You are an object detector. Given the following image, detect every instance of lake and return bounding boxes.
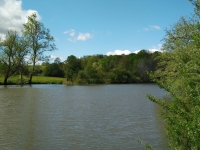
[0,84,168,149]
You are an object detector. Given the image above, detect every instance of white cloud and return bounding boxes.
[64,29,93,42]
[70,31,75,37]
[133,44,163,54]
[64,29,75,37]
[148,44,163,53]
[50,55,64,61]
[77,32,92,41]
[107,45,163,56]
[0,0,40,39]
[50,55,58,60]
[143,25,161,31]
[150,25,161,30]
[133,50,141,54]
[146,49,161,53]
[106,50,131,56]
[144,28,149,31]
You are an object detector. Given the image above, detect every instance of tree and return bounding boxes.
[64,55,81,82]
[0,31,18,84]
[0,31,29,85]
[147,14,200,149]
[15,35,30,84]
[43,58,64,77]
[137,58,157,82]
[117,55,130,70]
[23,13,56,84]
[82,55,100,83]
[54,57,61,64]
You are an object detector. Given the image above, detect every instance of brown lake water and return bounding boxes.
[0,84,168,149]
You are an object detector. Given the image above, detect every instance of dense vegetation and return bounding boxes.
[148,0,200,149]
[41,50,160,84]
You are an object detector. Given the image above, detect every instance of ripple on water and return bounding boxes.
[0,84,168,149]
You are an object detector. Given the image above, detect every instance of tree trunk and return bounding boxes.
[29,73,33,84]
[3,76,8,85]
[19,70,23,85]
[29,55,36,84]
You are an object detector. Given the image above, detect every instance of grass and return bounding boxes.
[0,76,66,85]
[32,76,66,84]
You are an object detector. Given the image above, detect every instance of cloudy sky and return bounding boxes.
[0,0,195,60]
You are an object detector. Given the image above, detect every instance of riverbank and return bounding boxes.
[0,76,155,85]
[0,76,66,85]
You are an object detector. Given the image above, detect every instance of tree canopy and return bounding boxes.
[60,51,160,84]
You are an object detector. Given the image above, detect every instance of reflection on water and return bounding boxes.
[0,84,168,149]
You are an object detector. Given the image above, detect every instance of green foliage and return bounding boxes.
[147,14,200,149]
[0,31,29,85]
[43,60,64,77]
[63,55,81,82]
[62,52,160,84]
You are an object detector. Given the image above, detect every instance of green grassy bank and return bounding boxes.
[0,76,66,85]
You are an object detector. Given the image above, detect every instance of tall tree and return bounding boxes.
[23,13,56,84]
[0,31,29,85]
[0,31,18,85]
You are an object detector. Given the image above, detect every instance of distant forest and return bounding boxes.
[41,50,161,84]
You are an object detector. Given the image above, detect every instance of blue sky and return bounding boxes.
[0,0,195,61]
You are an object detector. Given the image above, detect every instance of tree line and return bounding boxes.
[41,50,160,84]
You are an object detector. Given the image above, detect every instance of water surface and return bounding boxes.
[0,84,167,149]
